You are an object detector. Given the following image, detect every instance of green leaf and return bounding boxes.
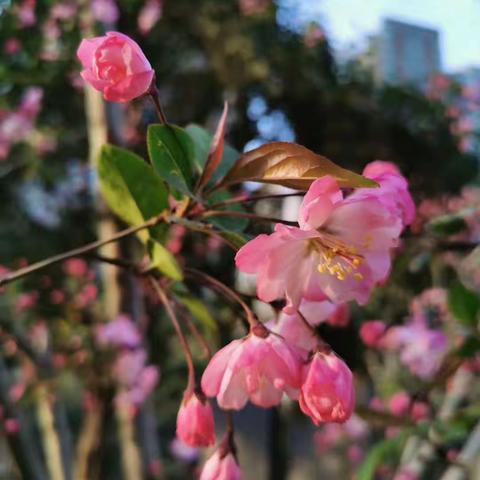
[428,214,468,236]
[186,124,239,186]
[175,294,218,333]
[207,190,249,232]
[147,124,195,196]
[448,281,480,327]
[357,434,408,480]
[147,240,183,281]
[98,144,168,241]
[457,336,480,358]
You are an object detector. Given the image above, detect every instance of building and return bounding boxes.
[377,18,442,88]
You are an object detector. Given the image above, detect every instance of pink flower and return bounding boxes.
[176,388,216,447]
[382,322,448,380]
[96,315,141,348]
[201,324,301,409]
[92,0,120,24]
[63,258,89,277]
[200,450,241,480]
[326,303,350,327]
[16,0,36,27]
[15,292,39,313]
[77,32,154,102]
[4,38,21,55]
[388,391,410,416]
[169,437,200,463]
[271,300,337,352]
[238,0,270,16]
[138,0,163,35]
[360,320,387,348]
[236,176,403,311]
[299,349,354,425]
[362,161,416,227]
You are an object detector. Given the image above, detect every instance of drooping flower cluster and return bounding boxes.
[200,161,414,435]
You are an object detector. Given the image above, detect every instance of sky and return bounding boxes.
[281,0,480,72]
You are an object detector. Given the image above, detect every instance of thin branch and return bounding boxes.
[149,278,196,390]
[175,304,212,358]
[0,214,165,287]
[147,83,168,125]
[208,192,305,210]
[185,268,257,328]
[200,210,298,227]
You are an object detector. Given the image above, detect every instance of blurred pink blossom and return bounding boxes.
[239,0,270,16]
[360,320,387,348]
[170,437,200,463]
[63,258,89,278]
[16,0,36,27]
[4,38,21,55]
[15,291,39,313]
[138,0,163,35]
[96,315,142,349]
[92,0,120,24]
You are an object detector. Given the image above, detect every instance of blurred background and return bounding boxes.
[0,0,479,479]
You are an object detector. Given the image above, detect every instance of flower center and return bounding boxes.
[308,234,364,281]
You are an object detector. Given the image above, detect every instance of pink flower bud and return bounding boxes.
[360,320,386,348]
[77,32,154,102]
[388,391,410,416]
[201,324,301,410]
[200,451,241,480]
[176,389,216,447]
[63,258,89,278]
[299,350,355,425]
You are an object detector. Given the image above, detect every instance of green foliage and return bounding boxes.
[97,144,168,241]
[147,239,183,281]
[175,293,218,334]
[357,433,409,480]
[147,124,196,196]
[428,214,468,236]
[448,281,480,327]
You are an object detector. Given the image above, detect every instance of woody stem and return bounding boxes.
[185,268,258,328]
[149,278,196,389]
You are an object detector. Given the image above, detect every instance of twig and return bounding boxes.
[147,83,168,125]
[208,192,305,210]
[149,278,196,389]
[185,268,257,328]
[0,213,165,287]
[200,210,298,227]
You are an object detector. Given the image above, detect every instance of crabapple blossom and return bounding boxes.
[299,349,354,425]
[138,0,163,35]
[201,323,301,409]
[176,388,216,447]
[382,319,448,380]
[360,320,387,348]
[77,32,154,102]
[236,175,405,311]
[271,300,338,352]
[200,450,241,480]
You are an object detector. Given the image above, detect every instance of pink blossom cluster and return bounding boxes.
[197,161,414,451]
[95,315,159,407]
[0,87,43,160]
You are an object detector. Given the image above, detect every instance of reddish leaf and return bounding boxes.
[216,141,378,190]
[196,102,229,192]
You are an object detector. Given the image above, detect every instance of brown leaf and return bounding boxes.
[216,141,378,190]
[196,102,229,193]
